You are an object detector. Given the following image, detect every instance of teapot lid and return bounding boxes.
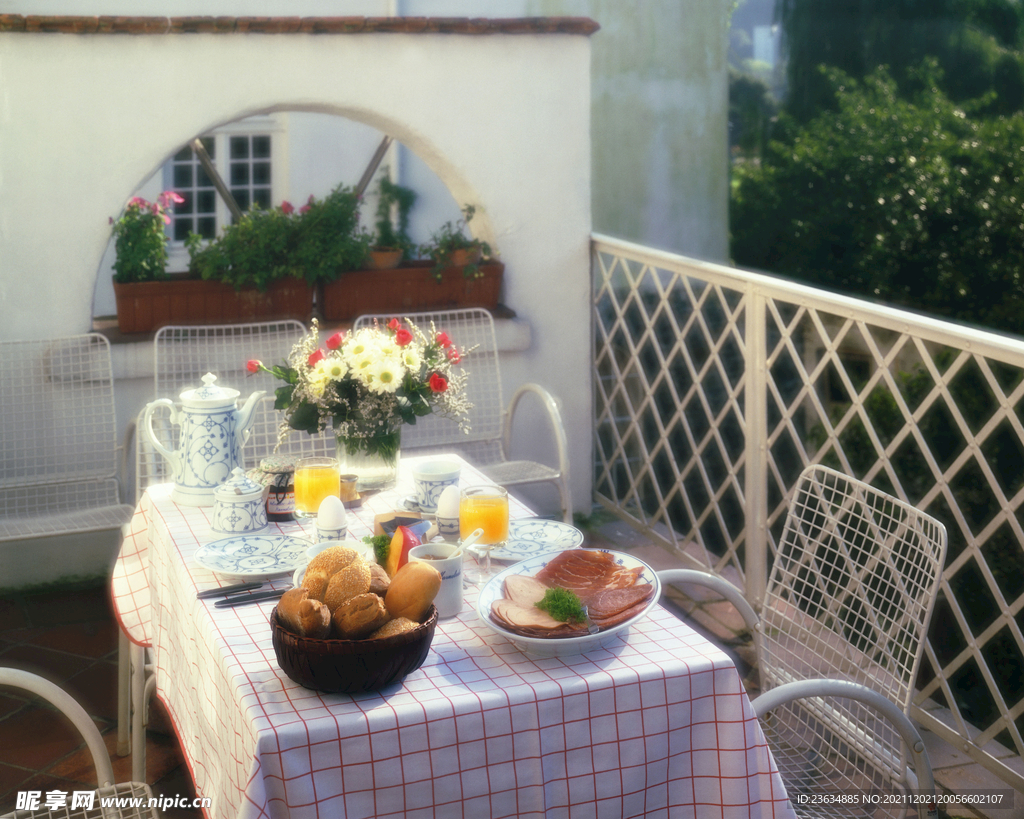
[180,373,240,406]
[214,467,265,501]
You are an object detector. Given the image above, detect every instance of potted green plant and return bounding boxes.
[367,173,417,270]
[419,204,493,282]
[110,192,182,283]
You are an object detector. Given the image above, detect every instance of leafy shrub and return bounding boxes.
[731,62,1024,334]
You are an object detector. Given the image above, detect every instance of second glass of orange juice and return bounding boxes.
[460,485,509,583]
[294,457,341,518]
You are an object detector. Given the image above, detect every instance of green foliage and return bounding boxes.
[420,204,493,282]
[730,68,779,159]
[110,193,180,283]
[372,173,417,258]
[186,184,369,291]
[731,63,1024,334]
[777,0,1024,121]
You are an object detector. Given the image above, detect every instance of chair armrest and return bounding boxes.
[503,383,570,481]
[657,568,760,633]
[120,417,137,506]
[752,678,937,819]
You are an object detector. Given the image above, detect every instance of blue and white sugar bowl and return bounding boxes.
[211,467,269,535]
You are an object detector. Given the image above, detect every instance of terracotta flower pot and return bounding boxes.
[368,248,404,270]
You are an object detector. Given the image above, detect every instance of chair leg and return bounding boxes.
[116,631,131,757]
[129,642,148,783]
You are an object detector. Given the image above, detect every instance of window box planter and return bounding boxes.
[321,261,504,321]
[112,274,314,334]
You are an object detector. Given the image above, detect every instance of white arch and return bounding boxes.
[0,22,594,512]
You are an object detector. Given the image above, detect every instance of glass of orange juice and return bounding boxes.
[460,485,509,583]
[293,457,341,518]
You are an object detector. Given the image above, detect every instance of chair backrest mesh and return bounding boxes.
[758,465,946,775]
[353,308,504,449]
[153,320,306,399]
[0,334,118,488]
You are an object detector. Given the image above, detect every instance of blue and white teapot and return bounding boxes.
[142,373,265,507]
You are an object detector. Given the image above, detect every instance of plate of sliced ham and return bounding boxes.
[476,549,661,656]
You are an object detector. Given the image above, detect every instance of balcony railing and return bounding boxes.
[592,233,1024,791]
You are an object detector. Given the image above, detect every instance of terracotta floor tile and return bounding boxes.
[0,644,94,684]
[0,704,82,770]
[152,761,203,819]
[64,662,119,722]
[0,692,28,721]
[23,621,119,660]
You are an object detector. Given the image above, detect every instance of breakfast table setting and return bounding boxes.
[110,318,795,819]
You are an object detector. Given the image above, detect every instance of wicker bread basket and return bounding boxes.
[270,605,438,693]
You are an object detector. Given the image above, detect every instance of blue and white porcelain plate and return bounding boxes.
[476,549,661,656]
[488,519,585,562]
[194,535,312,579]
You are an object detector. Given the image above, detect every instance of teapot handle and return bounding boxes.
[142,398,181,475]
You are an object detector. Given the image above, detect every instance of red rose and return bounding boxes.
[429,373,448,393]
[436,332,452,348]
[281,201,294,215]
[395,328,413,347]
[326,332,344,350]
[307,349,325,367]
[388,318,402,332]
[447,347,462,364]
[246,359,262,374]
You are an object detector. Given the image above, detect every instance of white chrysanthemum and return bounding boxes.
[323,355,347,380]
[399,346,422,371]
[307,363,329,398]
[367,358,404,394]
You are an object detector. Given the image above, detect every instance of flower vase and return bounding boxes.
[335,428,401,492]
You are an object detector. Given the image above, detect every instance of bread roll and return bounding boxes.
[368,617,419,639]
[277,588,331,639]
[301,568,330,602]
[368,563,391,596]
[332,593,390,639]
[323,559,372,611]
[307,545,358,578]
[384,561,441,623]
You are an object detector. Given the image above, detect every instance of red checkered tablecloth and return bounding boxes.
[111,456,795,819]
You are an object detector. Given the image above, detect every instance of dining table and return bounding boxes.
[111,453,796,819]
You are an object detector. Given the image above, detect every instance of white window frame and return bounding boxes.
[164,113,288,272]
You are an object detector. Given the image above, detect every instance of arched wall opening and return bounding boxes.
[0,16,596,515]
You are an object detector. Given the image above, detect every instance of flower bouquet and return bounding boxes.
[249,318,471,490]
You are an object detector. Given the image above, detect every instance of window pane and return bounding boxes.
[253,162,271,185]
[253,188,272,210]
[252,135,271,158]
[200,137,215,158]
[197,217,216,239]
[231,164,250,186]
[174,145,192,162]
[232,189,251,212]
[173,164,192,188]
[230,136,249,160]
[174,219,193,241]
[176,191,193,215]
[197,165,213,188]
[197,190,216,213]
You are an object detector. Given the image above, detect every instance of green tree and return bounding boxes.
[731,62,1024,333]
[777,0,1024,120]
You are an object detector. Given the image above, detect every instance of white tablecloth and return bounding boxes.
[112,456,795,819]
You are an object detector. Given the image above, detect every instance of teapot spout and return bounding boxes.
[235,390,268,450]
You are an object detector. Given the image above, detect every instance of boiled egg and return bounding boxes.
[436,484,461,520]
[317,494,347,529]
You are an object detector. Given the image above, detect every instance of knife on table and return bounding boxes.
[196,581,265,600]
[214,588,289,608]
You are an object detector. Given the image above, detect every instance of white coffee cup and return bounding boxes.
[409,542,463,619]
[411,460,461,513]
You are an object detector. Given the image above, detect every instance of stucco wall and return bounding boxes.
[0,20,594,516]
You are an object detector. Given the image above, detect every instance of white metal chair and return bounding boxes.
[659,465,946,818]
[0,667,158,819]
[0,334,133,543]
[354,308,572,522]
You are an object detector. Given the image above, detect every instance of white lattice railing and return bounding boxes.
[592,233,1024,791]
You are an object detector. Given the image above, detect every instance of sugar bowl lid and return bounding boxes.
[214,467,265,502]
